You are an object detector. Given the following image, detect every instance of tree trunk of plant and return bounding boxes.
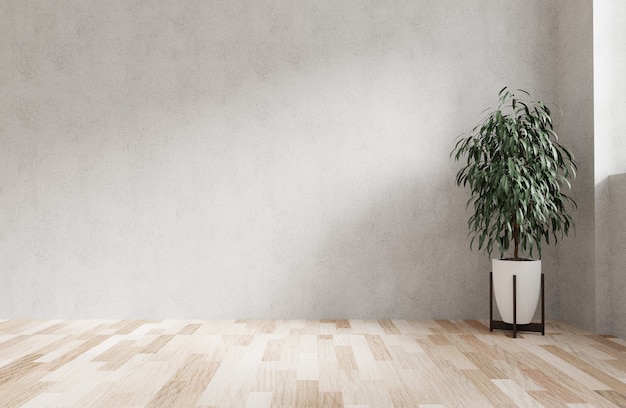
[513,222,520,260]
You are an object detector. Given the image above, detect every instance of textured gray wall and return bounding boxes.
[0,1,592,321]
[608,174,626,340]
[552,0,595,332]
[595,0,626,335]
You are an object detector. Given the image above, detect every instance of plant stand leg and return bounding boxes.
[489,272,545,338]
[489,272,494,332]
[513,275,517,338]
[541,273,545,335]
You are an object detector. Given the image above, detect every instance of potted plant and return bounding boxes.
[451,87,577,324]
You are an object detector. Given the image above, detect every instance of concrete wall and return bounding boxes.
[594,0,626,336]
[608,174,626,339]
[0,1,593,321]
[552,0,595,332]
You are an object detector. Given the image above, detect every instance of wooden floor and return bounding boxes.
[1,320,625,407]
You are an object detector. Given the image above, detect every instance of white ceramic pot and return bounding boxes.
[492,259,541,324]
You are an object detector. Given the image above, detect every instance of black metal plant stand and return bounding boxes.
[489,272,545,338]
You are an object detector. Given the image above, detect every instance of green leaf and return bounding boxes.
[451,87,577,259]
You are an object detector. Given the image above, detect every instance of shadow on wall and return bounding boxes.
[275,168,489,320]
[607,174,626,338]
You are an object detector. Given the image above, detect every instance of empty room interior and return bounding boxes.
[1,1,626,407]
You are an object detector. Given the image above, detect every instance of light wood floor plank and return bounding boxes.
[492,378,545,407]
[1,320,625,407]
[365,335,393,361]
[460,369,518,407]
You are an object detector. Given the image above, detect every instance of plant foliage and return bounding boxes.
[451,87,577,259]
